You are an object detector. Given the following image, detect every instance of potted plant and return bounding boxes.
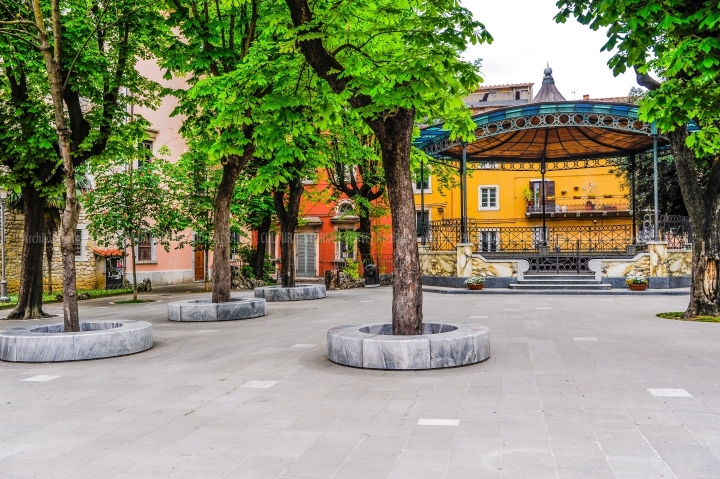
[521,186,534,205]
[587,193,597,199]
[465,276,486,290]
[604,194,613,198]
[626,274,648,291]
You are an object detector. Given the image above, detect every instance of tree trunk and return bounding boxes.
[212,152,251,303]
[253,215,272,280]
[8,186,49,319]
[274,176,304,288]
[669,129,720,317]
[357,204,373,266]
[371,109,423,335]
[130,239,138,301]
[45,230,53,294]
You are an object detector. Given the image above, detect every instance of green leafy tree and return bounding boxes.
[83,152,184,301]
[161,0,284,303]
[0,0,169,329]
[282,0,490,333]
[556,0,720,317]
[322,122,387,266]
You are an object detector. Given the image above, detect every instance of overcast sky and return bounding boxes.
[461,0,638,99]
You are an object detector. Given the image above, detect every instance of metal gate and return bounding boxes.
[296,233,317,277]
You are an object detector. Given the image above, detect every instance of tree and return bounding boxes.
[273,171,304,288]
[282,0,490,333]
[83,150,183,301]
[323,124,387,267]
[162,0,279,304]
[556,0,720,317]
[0,0,168,329]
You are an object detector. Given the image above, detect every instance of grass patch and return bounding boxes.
[0,287,135,309]
[113,299,156,304]
[657,312,720,322]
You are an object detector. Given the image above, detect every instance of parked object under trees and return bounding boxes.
[556,0,720,317]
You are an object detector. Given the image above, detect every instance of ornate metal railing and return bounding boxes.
[526,197,630,214]
[638,214,692,249]
[428,219,633,253]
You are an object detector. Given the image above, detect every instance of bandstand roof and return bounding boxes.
[415,101,670,163]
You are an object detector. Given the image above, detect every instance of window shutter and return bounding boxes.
[547,181,556,196]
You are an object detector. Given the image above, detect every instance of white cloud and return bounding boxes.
[462,0,637,99]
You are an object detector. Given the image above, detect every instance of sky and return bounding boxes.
[462,0,637,99]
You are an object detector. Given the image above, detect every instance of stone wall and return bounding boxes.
[667,251,692,277]
[471,255,517,278]
[597,254,651,278]
[3,208,98,293]
[419,252,456,277]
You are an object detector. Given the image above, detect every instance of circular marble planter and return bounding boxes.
[327,322,490,370]
[254,284,326,302]
[0,320,152,363]
[167,297,266,322]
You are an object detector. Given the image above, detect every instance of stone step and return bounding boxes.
[509,283,612,291]
[519,279,601,285]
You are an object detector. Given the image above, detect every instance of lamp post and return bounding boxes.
[0,186,8,302]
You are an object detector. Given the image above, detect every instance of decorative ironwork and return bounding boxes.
[659,214,692,249]
[527,255,590,274]
[415,102,656,158]
[429,219,633,254]
[526,197,629,214]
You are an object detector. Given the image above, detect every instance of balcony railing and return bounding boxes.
[427,215,692,253]
[526,196,630,214]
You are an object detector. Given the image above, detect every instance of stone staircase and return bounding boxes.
[509,273,612,292]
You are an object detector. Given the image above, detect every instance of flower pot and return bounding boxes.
[628,283,648,291]
[467,284,484,290]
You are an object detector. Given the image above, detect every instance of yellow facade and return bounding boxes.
[416,166,631,230]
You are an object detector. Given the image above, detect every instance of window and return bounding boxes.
[74,229,83,257]
[336,202,354,216]
[138,140,153,169]
[479,229,499,252]
[530,180,555,210]
[137,233,153,262]
[414,176,431,193]
[416,210,430,239]
[336,229,355,259]
[479,186,499,210]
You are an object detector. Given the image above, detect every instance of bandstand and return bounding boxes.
[413,72,692,290]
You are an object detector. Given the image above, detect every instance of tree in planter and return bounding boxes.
[162,0,286,304]
[0,0,168,328]
[235,185,276,281]
[556,0,720,317]
[83,150,183,301]
[282,0,490,333]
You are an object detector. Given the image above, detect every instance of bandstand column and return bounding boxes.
[460,143,468,244]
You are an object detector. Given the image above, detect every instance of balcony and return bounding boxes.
[525,196,631,219]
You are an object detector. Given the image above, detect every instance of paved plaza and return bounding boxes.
[1,287,720,478]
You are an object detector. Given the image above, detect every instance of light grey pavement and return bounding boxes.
[1,286,719,479]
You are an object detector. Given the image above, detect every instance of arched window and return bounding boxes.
[336,201,354,215]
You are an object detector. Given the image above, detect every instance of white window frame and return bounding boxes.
[478,185,499,211]
[336,200,355,216]
[413,175,432,194]
[415,209,431,242]
[478,228,500,252]
[135,233,157,264]
[74,225,88,261]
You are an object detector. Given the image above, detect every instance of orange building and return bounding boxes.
[263,172,394,279]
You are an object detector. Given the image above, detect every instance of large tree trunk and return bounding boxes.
[274,176,304,288]
[8,186,49,319]
[253,214,272,280]
[130,240,138,301]
[357,204,373,266]
[370,109,423,335]
[211,154,245,303]
[45,227,54,294]
[670,129,720,317]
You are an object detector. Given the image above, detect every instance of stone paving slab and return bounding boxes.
[1,287,720,478]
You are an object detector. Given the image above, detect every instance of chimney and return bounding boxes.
[582,94,590,100]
